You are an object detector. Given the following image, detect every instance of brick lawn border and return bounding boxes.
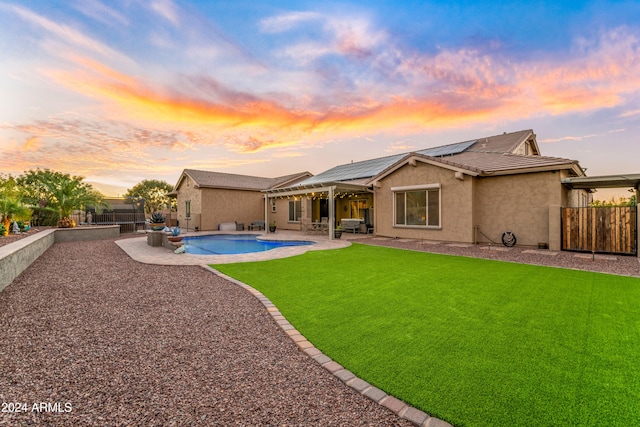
[205,266,454,427]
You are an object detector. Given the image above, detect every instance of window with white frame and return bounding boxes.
[288,199,302,222]
[393,184,440,227]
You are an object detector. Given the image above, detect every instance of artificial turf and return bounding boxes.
[214,244,640,427]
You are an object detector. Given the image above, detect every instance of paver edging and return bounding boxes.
[202,264,454,427]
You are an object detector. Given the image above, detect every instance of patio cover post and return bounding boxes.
[328,186,335,240]
[264,194,269,234]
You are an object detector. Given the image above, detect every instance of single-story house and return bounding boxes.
[170,129,639,253]
[264,129,591,249]
[170,169,311,231]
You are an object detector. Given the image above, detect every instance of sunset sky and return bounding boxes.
[1,0,639,199]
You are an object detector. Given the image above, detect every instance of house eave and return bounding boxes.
[366,153,480,186]
[197,184,266,192]
[479,163,583,177]
[263,181,370,198]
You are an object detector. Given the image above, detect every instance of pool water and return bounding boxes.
[182,234,314,255]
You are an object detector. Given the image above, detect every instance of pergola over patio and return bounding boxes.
[263,182,372,240]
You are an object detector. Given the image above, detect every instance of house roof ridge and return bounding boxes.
[184,168,271,181]
[184,168,309,182]
[409,152,483,174]
[178,168,310,192]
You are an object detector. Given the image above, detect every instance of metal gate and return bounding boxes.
[561,206,637,255]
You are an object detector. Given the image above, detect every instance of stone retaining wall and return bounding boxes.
[0,226,120,292]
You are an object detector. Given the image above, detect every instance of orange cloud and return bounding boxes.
[23,136,41,151]
[35,24,640,156]
[44,61,518,153]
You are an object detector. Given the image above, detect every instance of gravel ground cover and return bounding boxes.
[0,238,413,426]
[357,237,640,277]
[1,231,637,426]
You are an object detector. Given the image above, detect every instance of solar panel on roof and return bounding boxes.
[299,153,406,185]
[416,139,476,157]
[297,139,476,186]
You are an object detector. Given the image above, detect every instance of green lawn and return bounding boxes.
[214,244,640,427]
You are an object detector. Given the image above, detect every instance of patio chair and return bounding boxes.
[320,217,329,232]
[301,218,317,234]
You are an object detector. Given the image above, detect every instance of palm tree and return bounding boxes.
[0,175,31,236]
[43,173,106,228]
[0,196,31,236]
[17,169,106,228]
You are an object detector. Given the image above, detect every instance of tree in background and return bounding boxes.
[590,195,637,207]
[125,180,175,214]
[0,174,31,236]
[17,169,106,227]
[17,169,57,225]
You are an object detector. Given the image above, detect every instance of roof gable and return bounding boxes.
[369,129,583,183]
[299,129,552,187]
[465,129,535,154]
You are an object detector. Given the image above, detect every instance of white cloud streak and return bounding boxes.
[5,3,131,63]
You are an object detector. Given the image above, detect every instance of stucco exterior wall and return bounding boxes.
[473,171,563,247]
[558,170,591,208]
[174,177,266,231]
[200,188,264,231]
[375,164,572,247]
[374,162,474,242]
[267,198,309,231]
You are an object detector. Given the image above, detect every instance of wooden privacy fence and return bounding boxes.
[562,206,637,255]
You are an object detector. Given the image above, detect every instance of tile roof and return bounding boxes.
[182,169,310,191]
[464,129,534,154]
[415,129,578,174]
[298,129,577,186]
[179,129,582,194]
[417,151,578,174]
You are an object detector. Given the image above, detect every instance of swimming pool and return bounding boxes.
[182,234,314,255]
